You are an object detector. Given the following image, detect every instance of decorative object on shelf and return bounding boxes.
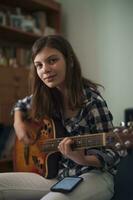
[21,15,35,33]
[44,26,56,36]
[10,14,23,29]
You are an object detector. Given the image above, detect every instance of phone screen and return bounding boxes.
[51,177,83,193]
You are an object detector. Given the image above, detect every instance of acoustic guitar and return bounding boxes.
[13,118,133,179]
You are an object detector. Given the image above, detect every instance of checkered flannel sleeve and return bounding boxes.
[86,98,120,173]
[11,95,32,114]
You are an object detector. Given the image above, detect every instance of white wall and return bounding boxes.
[59,0,133,126]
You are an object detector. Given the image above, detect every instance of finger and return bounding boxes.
[58,138,73,155]
[58,137,69,149]
[58,137,68,153]
[64,139,74,154]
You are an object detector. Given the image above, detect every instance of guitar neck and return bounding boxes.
[42,132,108,152]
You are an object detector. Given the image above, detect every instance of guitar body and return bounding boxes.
[13,118,64,179]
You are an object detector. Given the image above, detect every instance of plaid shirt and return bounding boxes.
[13,87,120,179]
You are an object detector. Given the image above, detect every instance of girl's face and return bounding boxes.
[34,47,66,90]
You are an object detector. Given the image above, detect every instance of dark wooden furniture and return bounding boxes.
[0,0,61,171]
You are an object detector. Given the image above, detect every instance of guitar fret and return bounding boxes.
[41,139,61,152]
[74,135,103,149]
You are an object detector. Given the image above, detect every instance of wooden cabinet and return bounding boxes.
[0,0,61,125]
[0,67,30,124]
[0,158,13,172]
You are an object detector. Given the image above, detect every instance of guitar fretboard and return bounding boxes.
[41,133,107,152]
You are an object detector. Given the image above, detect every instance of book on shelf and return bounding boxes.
[16,47,31,68]
[32,11,47,35]
[0,11,6,26]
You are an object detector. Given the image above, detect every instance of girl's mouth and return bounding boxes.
[45,74,56,81]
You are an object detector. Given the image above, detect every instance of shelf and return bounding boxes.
[0,0,61,12]
[0,25,40,47]
[0,0,61,38]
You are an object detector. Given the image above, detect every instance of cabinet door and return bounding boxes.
[0,67,30,124]
[0,101,14,125]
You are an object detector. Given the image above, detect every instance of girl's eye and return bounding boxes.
[35,63,42,69]
[48,58,58,65]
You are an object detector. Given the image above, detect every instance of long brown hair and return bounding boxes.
[30,35,100,119]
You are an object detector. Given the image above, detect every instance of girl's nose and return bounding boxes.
[42,63,51,73]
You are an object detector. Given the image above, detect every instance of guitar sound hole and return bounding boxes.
[44,124,47,130]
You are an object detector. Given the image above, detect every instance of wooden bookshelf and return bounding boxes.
[0,0,61,124]
[0,0,62,164]
[0,0,61,33]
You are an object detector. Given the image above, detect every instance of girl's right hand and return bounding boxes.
[13,110,33,144]
[14,121,32,144]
